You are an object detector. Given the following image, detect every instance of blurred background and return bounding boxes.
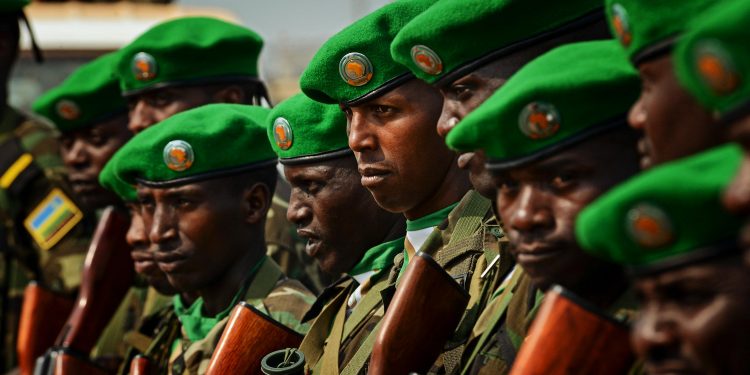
[11,0,391,110]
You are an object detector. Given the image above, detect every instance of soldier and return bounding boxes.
[576,144,750,375]
[0,1,90,370]
[604,0,726,169]
[446,40,643,373]
[265,93,406,373]
[389,0,613,365]
[391,0,609,198]
[300,1,513,373]
[106,103,315,374]
[31,51,137,369]
[666,0,750,245]
[116,16,326,293]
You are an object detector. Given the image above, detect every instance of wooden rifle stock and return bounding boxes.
[55,206,134,354]
[51,349,108,375]
[129,354,152,375]
[369,252,469,375]
[508,285,635,375]
[206,301,304,375]
[16,282,74,375]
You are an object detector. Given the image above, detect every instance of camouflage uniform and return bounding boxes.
[336,191,514,375]
[0,107,91,371]
[118,257,314,375]
[298,237,403,374]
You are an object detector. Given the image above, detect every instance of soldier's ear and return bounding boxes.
[212,85,246,104]
[241,182,271,225]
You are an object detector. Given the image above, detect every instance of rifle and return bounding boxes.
[369,252,469,375]
[129,354,152,375]
[16,282,74,375]
[35,206,134,375]
[508,285,635,375]
[206,302,304,375]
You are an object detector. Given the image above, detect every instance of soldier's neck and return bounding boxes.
[199,243,265,317]
[570,263,629,310]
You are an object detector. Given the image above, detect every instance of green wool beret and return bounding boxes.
[299,0,435,105]
[267,93,351,165]
[604,0,719,65]
[674,0,750,123]
[390,0,602,85]
[0,0,28,12]
[446,40,639,169]
[108,103,275,187]
[32,52,126,133]
[576,144,743,275]
[117,17,263,96]
[99,157,136,203]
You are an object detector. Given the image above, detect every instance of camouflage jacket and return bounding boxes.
[0,106,92,371]
[335,190,514,375]
[165,257,315,375]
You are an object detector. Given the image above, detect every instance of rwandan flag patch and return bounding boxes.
[23,188,83,251]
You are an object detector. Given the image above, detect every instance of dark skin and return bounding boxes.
[138,174,270,316]
[124,202,178,296]
[435,19,610,198]
[345,78,471,220]
[723,116,750,250]
[285,156,405,276]
[632,254,750,375]
[59,114,132,211]
[126,84,246,134]
[629,56,724,169]
[493,129,639,306]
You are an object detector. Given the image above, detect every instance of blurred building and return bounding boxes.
[11,0,388,110]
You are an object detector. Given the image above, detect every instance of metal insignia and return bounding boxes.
[273,117,294,151]
[132,52,158,82]
[694,40,740,96]
[163,140,194,172]
[611,4,632,47]
[410,45,443,75]
[339,52,374,87]
[518,102,561,140]
[56,100,80,121]
[626,203,674,248]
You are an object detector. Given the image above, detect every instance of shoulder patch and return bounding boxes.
[24,188,84,251]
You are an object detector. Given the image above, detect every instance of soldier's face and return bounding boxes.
[60,114,131,211]
[345,79,463,219]
[137,179,252,293]
[126,86,213,134]
[629,56,723,169]
[493,131,639,291]
[437,70,506,200]
[284,156,401,275]
[632,255,750,375]
[125,202,177,296]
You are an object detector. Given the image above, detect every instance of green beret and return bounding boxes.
[0,0,28,12]
[299,0,435,105]
[32,52,126,133]
[267,93,351,165]
[604,0,718,65]
[576,144,743,275]
[674,0,750,124]
[99,157,136,203]
[108,103,275,187]
[117,17,263,96]
[446,40,639,169]
[390,0,602,85]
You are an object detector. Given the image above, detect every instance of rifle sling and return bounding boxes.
[299,280,353,371]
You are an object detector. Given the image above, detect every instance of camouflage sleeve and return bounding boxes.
[260,279,316,335]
